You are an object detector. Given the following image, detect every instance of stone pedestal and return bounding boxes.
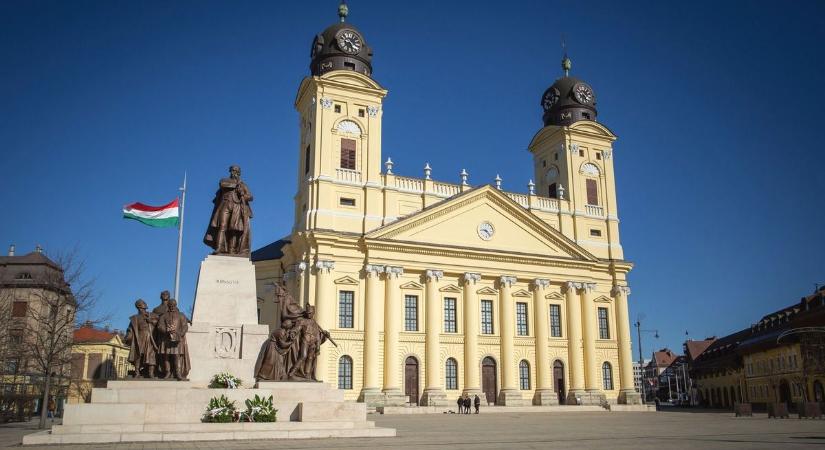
[497,389,528,406]
[618,390,643,405]
[420,388,449,407]
[187,255,269,386]
[532,389,560,406]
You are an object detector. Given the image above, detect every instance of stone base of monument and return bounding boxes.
[23,381,395,445]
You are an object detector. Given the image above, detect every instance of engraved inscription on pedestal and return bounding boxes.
[214,326,241,358]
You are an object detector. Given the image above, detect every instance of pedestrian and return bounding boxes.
[456,395,462,414]
[463,395,471,414]
[474,394,480,414]
[47,398,56,422]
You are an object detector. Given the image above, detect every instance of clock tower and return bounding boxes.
[528,55,624,260]
[293,3,388,235]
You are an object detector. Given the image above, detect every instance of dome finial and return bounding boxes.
[561,35,571,77]
[338,0,348,22]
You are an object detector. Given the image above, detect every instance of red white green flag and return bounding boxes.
[122,199,180,228]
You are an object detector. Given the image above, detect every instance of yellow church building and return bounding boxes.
[253,5,641,408]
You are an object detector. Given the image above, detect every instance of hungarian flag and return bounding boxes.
[122,199,180,228]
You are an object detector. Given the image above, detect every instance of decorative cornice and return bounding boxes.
[315,260,335,272]
[499,275,517,287]
[425,269,444,282]
[462,272,481,285]
[533,278,551,289]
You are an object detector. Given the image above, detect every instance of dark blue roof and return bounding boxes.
[251,239,289,262]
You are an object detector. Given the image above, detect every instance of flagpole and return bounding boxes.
[174,172,187,302]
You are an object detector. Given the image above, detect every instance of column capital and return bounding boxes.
[499,275,517,287]
[565,281,596,293]
[611,285,631,297]
[532,278,551,290]
[315,260,335,272]
[425,269,444,281]
[364,264,385,277]
[384,266,404,278]
[462,272,481,285]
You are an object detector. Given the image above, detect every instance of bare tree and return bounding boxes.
[22,249,103,429]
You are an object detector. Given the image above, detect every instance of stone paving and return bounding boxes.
[3,409,825,449]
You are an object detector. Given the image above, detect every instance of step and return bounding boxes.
[23,425,395,445]
[299,401,367,422]
[53,421,366,434]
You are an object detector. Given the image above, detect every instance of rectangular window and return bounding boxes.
[11,301,27,318]
[339,197,356,207]
[344,62,355,70]
[549,304,562,337]
[443,298,457,333]
[579,149,584,157]
[340,138,356,170]
[405,295,418,331]
[516,302,528,336]
[586,179,599,205]
[598,307,610,339]
[9,329,22,345]
[590,229,602,237]
[334,104,341,113]
[554,152,558,161]
[5,358,19,374]
[480,300,494,334]
[338,291,354,328]
[548,183,557,199]
[358,108,365,117]
[304,145,310,175]
[86,353,102,380]
[596,152,601,160]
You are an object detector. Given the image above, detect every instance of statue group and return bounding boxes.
[254,284,337,382]
[125,291,191,380]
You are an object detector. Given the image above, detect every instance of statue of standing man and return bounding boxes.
[203,165,253,256]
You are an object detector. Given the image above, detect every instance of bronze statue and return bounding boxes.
[254,319,297,381]
[125,299,157,378]
[254,286,337,382]
[155,299,191,380]
[203,165,253,256]
[152,290,172,378]
[152,290,171,315]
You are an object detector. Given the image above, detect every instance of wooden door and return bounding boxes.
[553,360,566,405]
[482,357,497,405]
[405,357,419,406]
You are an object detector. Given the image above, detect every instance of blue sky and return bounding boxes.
[2,0,824,360]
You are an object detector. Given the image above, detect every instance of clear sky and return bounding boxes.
[2,0,824,360]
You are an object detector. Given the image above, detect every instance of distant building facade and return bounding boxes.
[633,359,649,395]
[68,324,130,403]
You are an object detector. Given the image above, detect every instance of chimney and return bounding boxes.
[8,244,14,256]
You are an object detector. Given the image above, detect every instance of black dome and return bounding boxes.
[310,6,373,77]
[540,57,597,126]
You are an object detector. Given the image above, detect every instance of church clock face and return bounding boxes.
[336,30,362,54]
[477,221,495,241]
[573,83,595,105]
[542,88,560,111]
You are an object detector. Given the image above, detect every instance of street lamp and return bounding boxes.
[635,315,659,403]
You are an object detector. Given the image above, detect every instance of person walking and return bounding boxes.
[47,398,56,422]
[474,394,480,414]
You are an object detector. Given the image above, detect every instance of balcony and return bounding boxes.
[585,204,604,217]
[335,168,362,184]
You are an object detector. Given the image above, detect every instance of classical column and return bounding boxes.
[359,264,384,406]
[314,260,335,384]
[462,272,482,396]
[498,275,522,405]
[382,266,406,405]
[613,285,642,404]
[421,269,448,406]
[580,282,606,404]
[564,281,586,403]
[532,278,557,405]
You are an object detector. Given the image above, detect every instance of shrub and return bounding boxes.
[239,394,277,422]
[209,372,242,389]
[202,395,238,423]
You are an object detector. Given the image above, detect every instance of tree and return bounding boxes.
[21,249,102,429]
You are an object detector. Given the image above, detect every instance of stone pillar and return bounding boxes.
[421,269,448,406]
[462,272,482,396]
[359,264,384,406]
[613,285,642,404]
[314,260,335,384]
[382,266,406,405]
[580,282,606,405]
[532,278,557,405]
[564,281,586,403]
[497,275,523,405]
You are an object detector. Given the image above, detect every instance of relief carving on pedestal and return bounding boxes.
[214,326,241,359]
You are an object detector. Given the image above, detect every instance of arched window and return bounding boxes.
[519,360,531,390]
[602,362,613,390]
[338,355,353,390]
[586,179,599,205]
[445,358,458,390]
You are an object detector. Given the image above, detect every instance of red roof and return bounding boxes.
[73,326,118,343]
[652,349,678,368]
[685,338,716,361]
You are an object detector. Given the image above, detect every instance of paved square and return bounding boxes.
[3,411,824,449]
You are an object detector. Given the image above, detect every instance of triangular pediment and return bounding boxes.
[334,275,360,285]
[440,284,463,293]
[545,292,564,300]
[513,289,532,298]
[593,295,612,303]
[477,286,498,295]
[366,185,597,261]
[400,281,424,290]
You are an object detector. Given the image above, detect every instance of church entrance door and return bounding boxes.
[553,360,566,405]
[405,357,419,406]
[482,357,497,405]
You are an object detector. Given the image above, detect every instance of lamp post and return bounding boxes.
[634,316,659,403]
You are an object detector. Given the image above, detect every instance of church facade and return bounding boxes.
[253,6,640,407]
